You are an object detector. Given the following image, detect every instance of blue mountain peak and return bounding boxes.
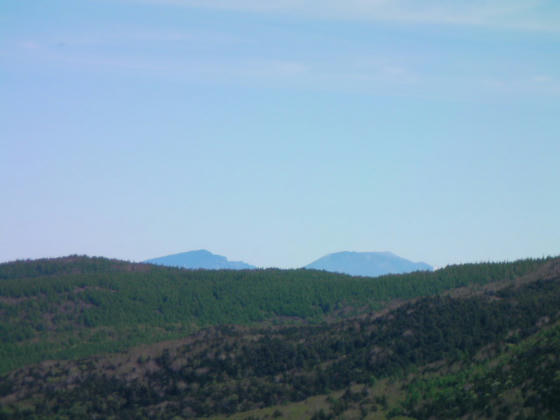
[145,250,255,270]
[305,251,432,277]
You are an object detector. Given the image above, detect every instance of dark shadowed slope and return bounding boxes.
[305,251,432,276]
[144,249,255,269]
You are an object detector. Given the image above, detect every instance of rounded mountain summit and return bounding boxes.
[144,250,255,270]
[305,251,432,277]
[144,250,432,277]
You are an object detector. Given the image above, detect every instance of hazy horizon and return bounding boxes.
[2,1,559,268]
[1,248,556,272]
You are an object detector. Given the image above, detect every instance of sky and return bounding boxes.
[1,0,559,268]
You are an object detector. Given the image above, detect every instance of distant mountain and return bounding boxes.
[305,251,432,277]
[145,250,255,270]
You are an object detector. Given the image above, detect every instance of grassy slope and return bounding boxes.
[203,379,413,420]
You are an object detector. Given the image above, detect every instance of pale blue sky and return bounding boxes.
[1,1,559,268]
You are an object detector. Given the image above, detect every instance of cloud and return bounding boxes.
[533,75,554,83]
[8,41,310,82]
[11,39,560,99]
[4,36,422,93]
[531,75,560,93]
[131,0,560,31]
[19,41,40,50]
[37,28,242,49]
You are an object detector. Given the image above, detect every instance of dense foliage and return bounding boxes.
[405,321,560,420]
[0,256,548,373]
[1,258,559,419]
[0,256,151,280]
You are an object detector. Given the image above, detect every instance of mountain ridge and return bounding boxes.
[305,250,432,276]
[143,249,432,276]
[144,249,256,270]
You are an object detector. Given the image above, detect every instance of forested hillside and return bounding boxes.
[1,255,559,419]
[0,255,547,374]
[0,257,559,419]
